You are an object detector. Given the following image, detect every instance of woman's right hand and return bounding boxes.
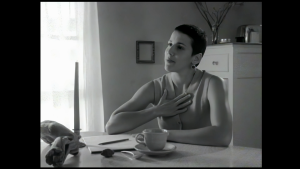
[154,89,192,117]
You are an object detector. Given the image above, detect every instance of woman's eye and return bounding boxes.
[167,43,183,50]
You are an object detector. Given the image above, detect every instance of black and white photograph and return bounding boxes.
[40,2,262,167]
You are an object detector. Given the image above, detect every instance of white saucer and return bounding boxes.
[134,143,176,156]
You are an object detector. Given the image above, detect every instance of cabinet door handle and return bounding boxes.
[212,61,218,65]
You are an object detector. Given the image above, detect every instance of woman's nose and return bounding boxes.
[167,46,175,56]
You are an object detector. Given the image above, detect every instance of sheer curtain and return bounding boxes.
[41,2,104,132]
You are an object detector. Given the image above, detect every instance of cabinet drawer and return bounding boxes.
[198,54,229,72]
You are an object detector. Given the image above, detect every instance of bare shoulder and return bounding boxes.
[208,74,225,90]
[207,74,226,99]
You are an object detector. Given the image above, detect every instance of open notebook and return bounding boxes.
[82,134,137,154]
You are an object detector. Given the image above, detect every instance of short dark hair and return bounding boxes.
[174,24,207,67]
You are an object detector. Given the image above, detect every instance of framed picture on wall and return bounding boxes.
[136,41,155,63]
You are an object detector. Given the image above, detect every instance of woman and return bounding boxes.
[105,24,232,147]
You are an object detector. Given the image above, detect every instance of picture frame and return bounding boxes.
[136,41,155,63]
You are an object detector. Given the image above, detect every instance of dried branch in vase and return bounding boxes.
[194,2,235,44]
[195,2,234,30]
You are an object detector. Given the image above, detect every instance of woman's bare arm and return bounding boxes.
[167,76,232,147]
[105,81,192,135]
[105,81,157,134]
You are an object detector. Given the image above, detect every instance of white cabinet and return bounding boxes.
[198,44,262,148]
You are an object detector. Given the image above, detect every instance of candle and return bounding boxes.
[74,62,80,134]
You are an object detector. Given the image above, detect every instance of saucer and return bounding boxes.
[134,143,176,156]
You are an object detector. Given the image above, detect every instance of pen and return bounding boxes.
[98,138,129,145]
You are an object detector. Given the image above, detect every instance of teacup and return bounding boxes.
[135,128,169,151]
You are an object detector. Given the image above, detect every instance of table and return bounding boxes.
[40,131,262,167]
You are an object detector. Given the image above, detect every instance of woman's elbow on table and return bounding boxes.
[217,137,231,147]
[105,113,124,135]
[105,121,118,135]
[105,123,112,134]
[202,126,232,147]
[215,127,232,147]
[202,134,231,147]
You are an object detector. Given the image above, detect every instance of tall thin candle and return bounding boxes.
[74,62,80,134]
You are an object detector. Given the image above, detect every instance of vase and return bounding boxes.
[211,25,219,45]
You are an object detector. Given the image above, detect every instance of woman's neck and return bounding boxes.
[171,68,196,89]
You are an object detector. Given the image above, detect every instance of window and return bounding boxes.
[41,2,86,131]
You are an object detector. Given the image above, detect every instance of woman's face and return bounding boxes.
[164,30,193,72]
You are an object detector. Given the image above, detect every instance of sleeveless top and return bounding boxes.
[152,69,214,130]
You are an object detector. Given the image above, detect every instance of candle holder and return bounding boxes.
[72,128,82,135]
[72,128,86,148]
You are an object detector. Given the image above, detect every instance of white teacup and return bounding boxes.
[135,128,169,151]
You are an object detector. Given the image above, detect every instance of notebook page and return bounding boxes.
[82,134,137,153]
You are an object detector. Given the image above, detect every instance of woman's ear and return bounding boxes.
[191,53,202,65]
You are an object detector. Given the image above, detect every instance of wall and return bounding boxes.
[97,2,262,133]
